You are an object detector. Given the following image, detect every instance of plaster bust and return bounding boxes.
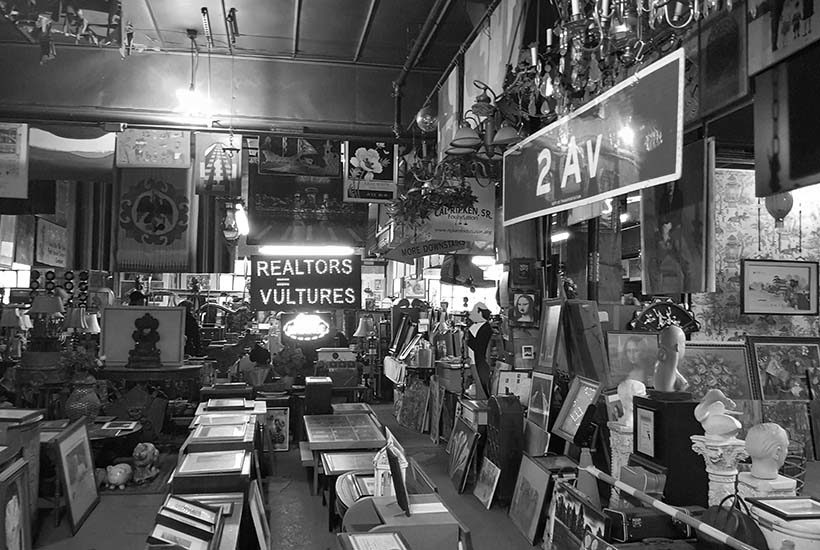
[694,389,742,441]
[745,423,789,480]
[653,325,689,392]
[617,379,647,430]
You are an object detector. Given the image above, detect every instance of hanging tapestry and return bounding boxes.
[194,132,242,195]
[116,168,196,272]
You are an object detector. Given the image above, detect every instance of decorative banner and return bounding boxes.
[503,49,684,226]
[257,135,341,177]
[115,129,191,168]
[421,179,495,242]
[383,239,468,264]
[35,217,67,267]
[247,171,368,246]
[249,254,362,311]
[342,141,398,203]
[116,168,196,272]
[0,122,29,199]
[194,132,243,195]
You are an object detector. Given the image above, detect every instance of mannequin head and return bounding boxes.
[746,423,789,480]
[653,325,687,392]
[469,302,490,324]
[616,379,646,429]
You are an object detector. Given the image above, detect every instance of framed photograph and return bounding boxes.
[448,418,480,493]
[636,407,656,458]
[521,345,535,360]
[527,372,554,432]
[747,336,820,401]
[248,479,270,550]
[509,292,539,327]
[509,454,551,543]
[511,258,537,286]
[747,497,820,520]
[100,421,138,431]
[549,480,609,547]
[537,300,564,371]
[54,420,99,534]
[472,458,501,510]
[163,495,219,526]
[606,331,659,388]
[740,259,819,315]
[678,342,761,401]
[0,458,31,550]
[551,376,602,445]
[100,306,186,366]
[266,407,290,452]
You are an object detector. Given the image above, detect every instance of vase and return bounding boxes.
[65,381,101,422]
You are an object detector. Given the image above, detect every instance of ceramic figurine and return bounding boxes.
[617,379,647,430]
[653,325,689,392]
[745,423,790,480]
[694,389,743,441]
[106,463,133,490]
[132,442,160,484]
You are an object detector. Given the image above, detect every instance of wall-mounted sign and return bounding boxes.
[383,239,468,264]
[35,217,67,267]
[503,49,684,226]
[0,122,28,199]
[422,179,495,242]
[250,255,362,311]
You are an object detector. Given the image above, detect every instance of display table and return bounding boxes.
[100,364,204,402]
[321,450,378,531]
[304,414,385,494]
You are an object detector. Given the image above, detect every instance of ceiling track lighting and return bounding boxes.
[200,7,214,49]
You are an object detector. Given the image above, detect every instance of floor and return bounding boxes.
[33,403,537,550]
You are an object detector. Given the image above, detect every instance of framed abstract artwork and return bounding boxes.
[551,376,602,446]
[526,372,554,433]
[740,259,818,316]
[606,331,659,388]
[747,336,820,401]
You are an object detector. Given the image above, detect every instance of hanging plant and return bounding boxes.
[388,181,478,229]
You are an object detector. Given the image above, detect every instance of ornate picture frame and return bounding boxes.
[740,259,819,316]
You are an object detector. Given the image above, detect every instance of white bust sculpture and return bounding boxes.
[745,423,790,480]
[694,389,743,441]
[617,379,647,430]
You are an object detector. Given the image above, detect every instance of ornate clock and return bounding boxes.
[629,300,700,335]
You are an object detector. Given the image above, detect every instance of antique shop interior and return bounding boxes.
[2,1,820,550]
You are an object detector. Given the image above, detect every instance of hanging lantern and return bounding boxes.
[764,191,794,228]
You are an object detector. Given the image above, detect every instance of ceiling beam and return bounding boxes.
[353,0,379,63]
[143,0,167,50]
[292,0,302,58]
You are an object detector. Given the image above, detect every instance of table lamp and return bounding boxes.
[85,312,101,334]
[28,294,64,352]
[352,315,373,353]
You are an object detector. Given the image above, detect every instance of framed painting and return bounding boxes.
[509,454,551,544]
[266,407,289,452]
[509,291,539,327]
[526,372,554,432]
[511,258,537,287]
[537,300,564,372]
[549,480,609,548]
[54,420,99,534]
[100,306,186,367]
[678,342,761,400]
[606,331,659,388]
[447,418,479,493]
[342,141,398,203]
[740,259,819,316]
[0,216,15,268]
[257,135,341,177]
[551,376,602,446]
[473,458,501,510]
[747,336,820,401]
[0,458,31,550]
[248,480,270,550]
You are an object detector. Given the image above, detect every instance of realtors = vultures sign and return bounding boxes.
[250,255,362,311]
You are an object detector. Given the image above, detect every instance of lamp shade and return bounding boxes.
[450,125,481,148]
[492,123,522,146]
[353,317,371,338]
[64,307,89,330]
[0,307,21,329]
[29,295,64,315]
[85,313,101,334]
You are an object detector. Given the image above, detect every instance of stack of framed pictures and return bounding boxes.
[205,398,254,411]
[171,450,251,494]
[149,494,224,550]
[524,372,553,456]
[186,422,256,453]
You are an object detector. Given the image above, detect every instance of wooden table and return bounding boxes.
[303,414,385,495]
[320,450,378,531]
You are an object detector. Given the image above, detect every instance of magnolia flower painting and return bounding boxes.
[343,141,398,203]
[349,147,384,180]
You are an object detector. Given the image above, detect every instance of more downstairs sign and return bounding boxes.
[503,48,684,226]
